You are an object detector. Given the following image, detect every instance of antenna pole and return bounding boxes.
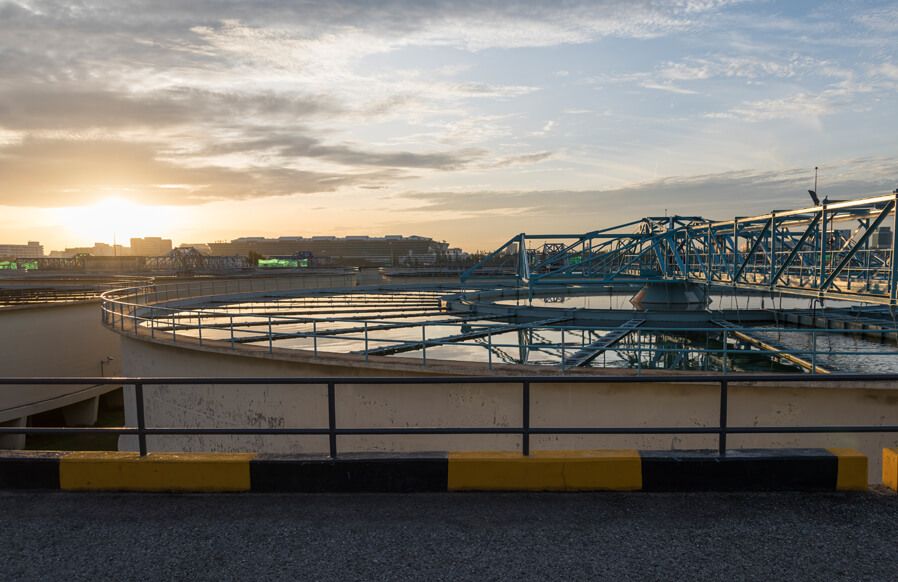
[814,166,818,195]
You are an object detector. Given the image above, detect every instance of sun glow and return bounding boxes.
[53,197,175,247]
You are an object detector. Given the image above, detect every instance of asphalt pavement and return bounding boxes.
[3,489,898,581]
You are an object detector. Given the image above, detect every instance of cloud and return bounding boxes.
[853,6,898,33]
[280,141,487,170]
[395,157,898,221]
[597,53,837,96]
[0,86,346,132]
[639,82,700,95]
[872,62,898,81]
[483,151,555,169]
[0,1,738,86]
[193,131,489,170]
[0,137,406,206]
[706,92,838,123]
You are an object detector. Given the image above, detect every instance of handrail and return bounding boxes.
[3,374,898,458]
[96,278,898,374]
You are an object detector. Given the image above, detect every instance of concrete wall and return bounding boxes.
[119,335,898,483]
[0,301,122,446]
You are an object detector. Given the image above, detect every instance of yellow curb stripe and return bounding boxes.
[60,452,256,492]
[447,450,641,491]
[883,448,898,492]
[826,448,868,491]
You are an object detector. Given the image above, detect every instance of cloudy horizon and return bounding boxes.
[2,0,897,252]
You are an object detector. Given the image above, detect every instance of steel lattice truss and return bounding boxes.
[145,247,250,272]
[461,192,898,305]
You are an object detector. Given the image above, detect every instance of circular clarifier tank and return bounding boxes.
[109,278,898,375]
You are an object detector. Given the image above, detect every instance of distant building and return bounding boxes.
[130,237,173,257]
[207,235,450,265]
[90,242,128,257]
[49,243,128,258]
[49,247,93,259]
[0,241,43,259]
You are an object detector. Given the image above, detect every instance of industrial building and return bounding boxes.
[130,237,173,257]
[0,241,43,259]
[208,235,448,265]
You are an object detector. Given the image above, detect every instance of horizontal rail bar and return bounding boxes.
[7,425,898,436]
[4,373,898,385]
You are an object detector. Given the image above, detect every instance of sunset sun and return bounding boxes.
[53,197,174,247]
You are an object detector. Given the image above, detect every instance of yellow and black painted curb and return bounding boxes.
[0,448,869,493]
[884,448,898,491]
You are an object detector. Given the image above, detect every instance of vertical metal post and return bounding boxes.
[198,312,202,346]
[732,220,738,281]
[561,327,566,374]
[268,316,273,353]
[891,193,898,304]
[722,330,728,375]
[819,205,828,289]
[706,226,712,284]
[422,324,427,367]
[365,322,369,363]
[718,379,728,457]
[812,330,817,374]
[172,313,176,343]
[637,329,642,376]
[229,315,234,349]
[313,321,318,358]
[134,382,148,457]
[328,382,337,459]
[770,214,776,283]
[522,381,530,456]
[150,307,155,339]
[488,329,492,370]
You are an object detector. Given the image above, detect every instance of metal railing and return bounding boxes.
[102,302,898,375]
[98,279,898,374]
[3,374,898,458]
[100,273,357,307]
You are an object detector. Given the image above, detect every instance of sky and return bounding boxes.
[1,0,897,253]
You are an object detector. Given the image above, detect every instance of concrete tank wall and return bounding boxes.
[119,335,898,483]
[0,301,122,447]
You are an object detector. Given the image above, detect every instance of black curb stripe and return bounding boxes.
[250,453,449,492]
[639,448,838,491]
[0,451,65,490]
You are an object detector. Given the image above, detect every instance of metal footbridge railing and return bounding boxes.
[461,192,898,306]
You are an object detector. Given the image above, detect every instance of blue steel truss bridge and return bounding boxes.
[462,191,898,306]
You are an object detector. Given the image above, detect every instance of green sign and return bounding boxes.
[259,259,298,268]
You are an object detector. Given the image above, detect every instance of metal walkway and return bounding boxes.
[561,319,645,368]
[462,191,898,306]
[356,317,571,356]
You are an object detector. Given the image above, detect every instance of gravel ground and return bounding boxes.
[2,489,898,581]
